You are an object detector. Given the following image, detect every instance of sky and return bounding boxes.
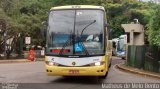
[141,0,160,3]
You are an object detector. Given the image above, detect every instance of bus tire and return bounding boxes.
[112,51,114,56]
[109,62,111,68]
[122,57,125,60]
[99,71,108,79]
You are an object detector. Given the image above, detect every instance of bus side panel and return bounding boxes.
[102,56,109,72]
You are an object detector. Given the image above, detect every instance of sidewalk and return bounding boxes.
[116,63,160,79]
[0,58,44,64]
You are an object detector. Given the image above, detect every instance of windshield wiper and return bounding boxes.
[80,20,96,36]
[59,20,96,56]
[78,20,97,55]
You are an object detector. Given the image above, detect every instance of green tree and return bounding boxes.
[0,0,158,58]
[147,5,160,46]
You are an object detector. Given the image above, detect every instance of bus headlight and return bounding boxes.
[46,61,59,66]
[49,62,54,66]
[95,62,101,66]
[89,61,105,66]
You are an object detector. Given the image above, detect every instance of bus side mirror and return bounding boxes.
[41,21,47,39]
[105,20,108,27]
[108,29,112,40]
[42,21,48,26]
[112,41,116,48]
[105,21,111,29]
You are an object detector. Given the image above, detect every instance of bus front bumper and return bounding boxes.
[46,64,107,76]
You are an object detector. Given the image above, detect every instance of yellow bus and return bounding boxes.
[45,5,112,78]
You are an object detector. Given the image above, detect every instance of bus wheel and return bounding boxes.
[122,57,125,60]
[112,51,115,56]
[99,72,108,79]
[109,62,111,68]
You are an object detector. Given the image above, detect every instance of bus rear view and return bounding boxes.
[45,5,111,78]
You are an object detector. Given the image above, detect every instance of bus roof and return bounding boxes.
[112,38,119,42]
[119,35,127,38]
[50,5,105,10]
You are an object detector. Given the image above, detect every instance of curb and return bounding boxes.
[0,59,32,64]
[0,58,45,64]
[116,63,160,79]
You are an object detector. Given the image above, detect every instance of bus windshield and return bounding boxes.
[46,10,104,57]
[117,38,125,52]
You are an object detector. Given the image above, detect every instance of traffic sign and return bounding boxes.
[25,37,31,44]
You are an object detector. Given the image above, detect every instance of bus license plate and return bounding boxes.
[69,70,79,74]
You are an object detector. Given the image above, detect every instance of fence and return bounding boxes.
[144,45,160,72]
[127,45,160,73]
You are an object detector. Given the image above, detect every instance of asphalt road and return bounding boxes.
[0,57,159,89]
